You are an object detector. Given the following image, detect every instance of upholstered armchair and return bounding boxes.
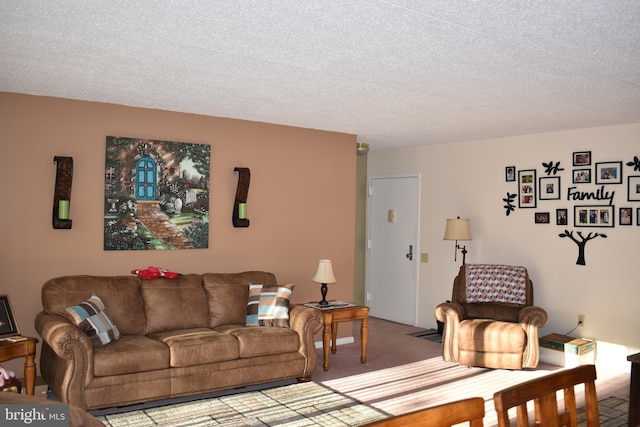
[435,264,548,370]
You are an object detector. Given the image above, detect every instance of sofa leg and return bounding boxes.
[297,376,312,382]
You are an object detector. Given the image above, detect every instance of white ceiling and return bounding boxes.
[1,1,639,151]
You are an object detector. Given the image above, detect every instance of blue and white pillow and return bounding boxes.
[66,294,120,348]
[246,283,294,327]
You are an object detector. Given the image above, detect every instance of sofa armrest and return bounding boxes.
[34,311,94,409]
[289,304,323,378]
[518,305,548,368]
[434,302,465,362]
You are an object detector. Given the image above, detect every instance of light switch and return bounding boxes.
[420,253,428,263]
[387,209,395,222]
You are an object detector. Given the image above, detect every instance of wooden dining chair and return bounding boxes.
[493,364,599,427]
[362,397,485,426]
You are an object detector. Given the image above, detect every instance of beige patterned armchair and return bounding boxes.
[435,264,548,369]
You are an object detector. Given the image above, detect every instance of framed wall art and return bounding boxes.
[518,169,537,208]
[505,166,516,182]
[535,212,550,224]
[539,176,560,200]
[0,295,20,338]
[595,161,622,184]
[628,176,640,201]
[619,207,633,226]
[572,169,591,184]
[574,205,615,228]
[572,151,591,166]
[556,208,568,225]
[638,208,640,226]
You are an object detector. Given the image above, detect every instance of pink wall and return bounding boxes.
[0,92,357,374]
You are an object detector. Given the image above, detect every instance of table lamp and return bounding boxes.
[312,259,336,306]
[443,217,472,264]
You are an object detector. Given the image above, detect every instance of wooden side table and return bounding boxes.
[0,337,38,396]
[317,305,369,371]
[628,352,640,427]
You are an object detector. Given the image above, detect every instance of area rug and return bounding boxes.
[96,381,387,426]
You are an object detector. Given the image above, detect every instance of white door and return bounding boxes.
[366,174,419,325]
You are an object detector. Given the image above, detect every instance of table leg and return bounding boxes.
[331,322,338,354]
[24,354,36,396]
[323,321,331,371]
[630,359,639,427]
[360,316,368,364]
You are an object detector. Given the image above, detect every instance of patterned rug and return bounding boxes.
[96,382,387,426]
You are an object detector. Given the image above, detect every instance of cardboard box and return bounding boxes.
[539,333,596,367]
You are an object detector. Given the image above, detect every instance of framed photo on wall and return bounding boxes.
[574,205,615,227]
[539,176,560,200]
[535,212,550,224]
[595,161,622,184]
[619,207,633,226]
[573,151,591,166]
[572,169,591,184]
[505,166,516,182]
[518,169,537,208]
[0,295,20,338]
[628,176,640,201]
[556,208,568,225]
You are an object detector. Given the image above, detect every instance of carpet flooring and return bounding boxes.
[95,382,387,427]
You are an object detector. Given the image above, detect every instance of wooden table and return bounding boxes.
[0,337,38,396]
[318,305,369,371]
[628,352,640,427]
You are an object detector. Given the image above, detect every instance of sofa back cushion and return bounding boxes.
[141,274,209,334]
[42,276,145,335]
[203,272,277,328]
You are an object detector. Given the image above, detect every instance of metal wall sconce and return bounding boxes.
[443,216,472,264]
[53,156,73,229]
[233,167,250,227]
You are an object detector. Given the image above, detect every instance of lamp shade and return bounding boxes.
[312,259,336,284]
[443,218,472,241]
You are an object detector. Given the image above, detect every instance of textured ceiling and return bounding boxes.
[1,1,639,151]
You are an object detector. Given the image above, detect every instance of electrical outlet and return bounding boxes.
[578,314,585,327]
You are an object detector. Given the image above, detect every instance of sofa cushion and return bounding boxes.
[246,283,294,327]
[141,274,209,334]
[149,328,240,367]
[66,294,120,348]
[203,272,277,328]
[42,275,146,335]
[217,325,300,358]
[93,335,170,376]
[458,319,526,353]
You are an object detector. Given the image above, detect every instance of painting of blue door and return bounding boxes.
[136,156,156,200]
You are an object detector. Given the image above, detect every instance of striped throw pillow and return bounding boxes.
[66,294,120,348]
[246,283,294,327]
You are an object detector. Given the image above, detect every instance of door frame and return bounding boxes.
[365,173,421,326]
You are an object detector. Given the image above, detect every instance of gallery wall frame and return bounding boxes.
[518,169,536,208]
[595,161,622,185]
[556,208,568,225]
[619,207,633,226]
[535,212,550,224]
[0,295,20,338]
[505,166,516,182]
[574,205,615,228]
[572,168,591,184]
[539,176,561,200]
[573,151,591,166]
[628,176,640,201]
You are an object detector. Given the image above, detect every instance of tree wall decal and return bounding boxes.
[558,229,607,265]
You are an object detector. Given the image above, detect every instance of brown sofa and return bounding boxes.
[435,264,548,370]
[34,271,323,410]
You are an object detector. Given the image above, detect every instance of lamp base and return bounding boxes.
[319,283,329,306]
